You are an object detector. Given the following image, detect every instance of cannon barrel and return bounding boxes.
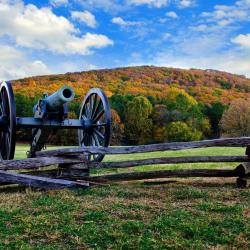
[45,86,75,110]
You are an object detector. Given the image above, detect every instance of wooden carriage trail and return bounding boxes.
[0,137,249,189]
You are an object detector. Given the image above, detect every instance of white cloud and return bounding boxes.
[232,34,250,48]
[112,17,127,26]
[154,49,250,77]
[71,10,97,28]
[148,32,172,46]
[75,0,125,12]
[200,0,250,29]
[191,24,208,32]
[0,45,50,80]
[178,0,194,8]
[59,61,97,73]
[150,25,250,77]
[127,0,169,8]
[49,0,68,7]
[111,17,141,26]
[76,0,194,10]
[166,11,178,18]
[0,1,113,55]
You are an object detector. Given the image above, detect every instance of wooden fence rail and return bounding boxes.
[0,155,249,171]
[0,137,249,189]
[36,137,250,156]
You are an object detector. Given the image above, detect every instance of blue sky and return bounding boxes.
[0,0,250,80]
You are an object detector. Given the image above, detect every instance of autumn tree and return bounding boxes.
[151,104,169,142]
[124,96,153,144]
[220,99,250,137]
[110,109,124,145]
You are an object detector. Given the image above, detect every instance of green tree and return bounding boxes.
[124,96,153,144]
[161,89,209,139]
[15,94,34,141]
[165,121,202,142]
[15,94,34,117]
[204,102,228,138]
[109,94,134,122]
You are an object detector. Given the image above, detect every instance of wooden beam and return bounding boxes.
[24,168,90,179]
[82,168,238,182]
[0,170,89,189]
[36,137,250,157]
[0,155,89,170]
[71,155,249,170]
[0,155,248,171]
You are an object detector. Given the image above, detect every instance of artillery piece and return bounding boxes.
[0,81,111,161]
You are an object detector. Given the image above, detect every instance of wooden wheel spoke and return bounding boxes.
[88,94,97,119]
[0,103,3,115]
[93,128,105,142]
[84,133,90,146]
[89,95,93,109]
[87,133,93,146]
[92,99,102,120]
[80,132,87,144]
[92,122,106,127]
[93,133,100,147]
[91,94,98,118]
[91,134,102,160]
[91,135,96,146]
[93,109,104,122]
[84,102,90,118]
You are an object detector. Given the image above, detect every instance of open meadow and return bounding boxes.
[0,144,249,249]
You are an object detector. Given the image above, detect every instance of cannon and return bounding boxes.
[0,81,111,162]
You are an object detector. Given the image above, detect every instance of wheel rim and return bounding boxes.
[0,81,16,160]
[78,88,111,162]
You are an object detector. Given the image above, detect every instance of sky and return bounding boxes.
[0,0,250,80]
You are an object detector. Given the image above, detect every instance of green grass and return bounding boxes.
[0,144,248,249]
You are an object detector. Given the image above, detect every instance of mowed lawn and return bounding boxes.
[0,144,249,249]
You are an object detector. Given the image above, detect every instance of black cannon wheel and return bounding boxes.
[0,81,16,160]
[78,88,111,162]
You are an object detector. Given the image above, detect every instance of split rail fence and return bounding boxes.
[0,137,250,189]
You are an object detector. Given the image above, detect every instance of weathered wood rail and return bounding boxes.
[0,137,249,189]
[36,137,250,156]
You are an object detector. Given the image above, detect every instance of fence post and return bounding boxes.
[236,145,250,188]
[58,163,90,179]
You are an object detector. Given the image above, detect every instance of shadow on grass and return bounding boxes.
[0,177,239,194]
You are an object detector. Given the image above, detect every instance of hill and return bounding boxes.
[12,66,250,104]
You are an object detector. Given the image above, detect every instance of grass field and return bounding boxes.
[0,145,249,249]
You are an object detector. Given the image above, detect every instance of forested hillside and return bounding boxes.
[11,66,250,145]
[12,66,250,104]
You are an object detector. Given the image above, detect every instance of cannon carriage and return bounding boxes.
[0,81,111,161]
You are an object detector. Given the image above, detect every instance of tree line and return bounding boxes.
[15,87,249,146]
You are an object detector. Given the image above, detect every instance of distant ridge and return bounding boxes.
[12,66,250,104]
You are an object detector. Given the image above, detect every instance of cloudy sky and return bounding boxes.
[0,0,250,80]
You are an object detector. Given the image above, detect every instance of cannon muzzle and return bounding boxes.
[46,86,75,111]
